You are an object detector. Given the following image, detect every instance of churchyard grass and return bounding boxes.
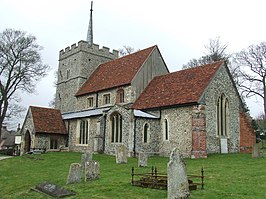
[0,151,265,199]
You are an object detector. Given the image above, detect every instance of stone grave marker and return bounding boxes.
[167,148,190,199]
[33,182,76,198]
[81,152,93,171]
[85,160,100,182]
[252,143,261,158]
[115,144,128,164]
[220,138,228,154]
[66,163,82,184]
[138,152,148,167]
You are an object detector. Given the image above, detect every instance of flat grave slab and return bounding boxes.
[32,182,76,198]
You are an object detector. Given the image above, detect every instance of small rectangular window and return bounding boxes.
[103,94,110,105]
[87,97,93,108]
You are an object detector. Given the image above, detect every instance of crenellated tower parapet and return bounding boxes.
[55,40,118,113]
[59,40,118,60]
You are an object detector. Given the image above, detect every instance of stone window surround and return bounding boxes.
[76,119,90,146]
[110,112,123,143]
[103,93,111,105]
[216,94,230,138]
[66,69,70,79]
[143,123,150,143]
[87,97,94,108]
[163,118,169,141]
[116,89,125,103]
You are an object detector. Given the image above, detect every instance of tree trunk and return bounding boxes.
[263,75,266,120]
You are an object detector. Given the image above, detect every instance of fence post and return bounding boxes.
[131,167,134,184]
[201,167,204,190]
[151,166,154,176]
[155,167,158,188]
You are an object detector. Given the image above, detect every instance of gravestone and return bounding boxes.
[33,182,76,198]
[85,160,100,182]
[81,152,93,171]
[220,138,228,154]
[252,143,261,158]
[167,148,190,199]
[138,152,148,167]
[115,144,128,164]
[66,163,82,184]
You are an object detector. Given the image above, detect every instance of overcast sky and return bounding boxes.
[1,0,265,128]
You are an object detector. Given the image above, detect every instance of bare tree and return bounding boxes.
[0,29,49,137]
[233,42,266,118]
[118,45,135,57]
[183,37,230,69]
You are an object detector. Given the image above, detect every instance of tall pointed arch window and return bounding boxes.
[143,123,149,143]
[217,94,229,137]
[111,112,123,143]
[79,120,89,144]
[164,119,169,141]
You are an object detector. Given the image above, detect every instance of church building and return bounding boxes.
[20,5,255,158]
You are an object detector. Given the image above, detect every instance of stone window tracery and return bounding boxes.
[110,112,122,143]
[79,120,89,144]
[217,94,229,137]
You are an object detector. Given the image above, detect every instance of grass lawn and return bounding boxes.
[0,151,265,199]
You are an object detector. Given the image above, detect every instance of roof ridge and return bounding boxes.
[75,45,157,97]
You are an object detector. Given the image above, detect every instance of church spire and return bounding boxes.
[87,1,93,46]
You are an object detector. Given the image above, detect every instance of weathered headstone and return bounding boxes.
[138,152,148,167]
[167,148,190,199]
[66,163,82,184]
[85,160,100,182]
[33,182,76,198]
[115,144,128,164]
[220,138,228,154]
[81,152,93,171]
[252,143,261,158]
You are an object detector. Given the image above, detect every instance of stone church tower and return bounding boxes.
[55,3,118,113]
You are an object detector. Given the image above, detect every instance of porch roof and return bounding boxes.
[62,107,111,120]
[133,110,159,119]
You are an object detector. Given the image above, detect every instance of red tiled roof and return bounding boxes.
[76,46,156,96]
[132,61,224,110]
[30,106,67,134]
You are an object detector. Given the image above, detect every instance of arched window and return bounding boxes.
[143,123,149,143]
[66,69,70,79]
[116,89,124,103]
[111,112,122,143]
[164,119,169,141]
[79,120,89,144]
[217,94,229,137]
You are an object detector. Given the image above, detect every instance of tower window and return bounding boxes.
[217,94,229,137]
[111,112,122,143]
[67,69,70,79]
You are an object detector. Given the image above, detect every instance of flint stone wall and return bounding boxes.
[104,105,133,156]
[135,118,160,154]
[159,106,193,158]
[67,117,98,152]
[202,65,240,154]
